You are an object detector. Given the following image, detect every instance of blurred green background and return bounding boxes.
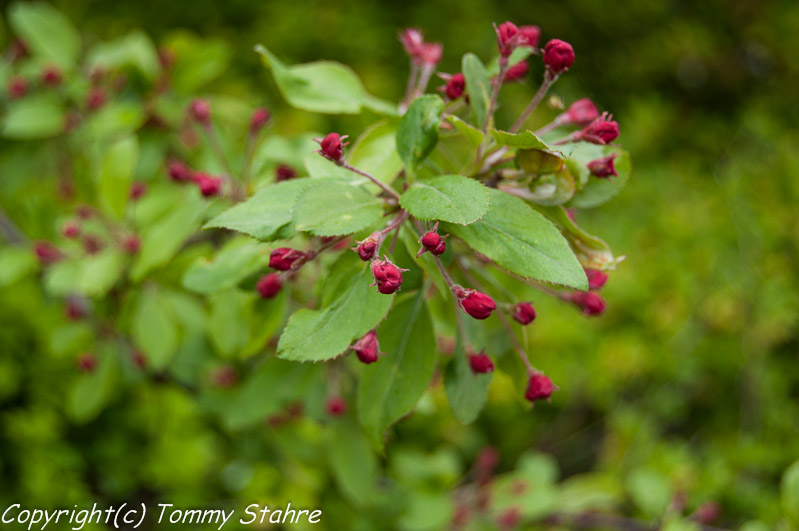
[1,0,798,529]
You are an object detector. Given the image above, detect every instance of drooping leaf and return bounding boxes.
[537,205,622,270]
[462,53,492,129]
[132,288,179,370]
[292,179,384,236]
[443,188,587,289]
[1,95,65,140]
[396,95,444,177]
[98,135,139,219]
[9,2,81,69]
[182,238,271,294]
[492,129,550,150]
[400,174,489,225]
[444,329,491,424]
[358,291,436,449]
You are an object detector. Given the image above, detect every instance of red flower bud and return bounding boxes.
[519,25,541,48]
[269,247,306,271]
[317,133,348,162]
[370,259,408,295]
[456,288,497,320]
[129,181,148,200]
[85,87,107,111]
[189,98,211,124]
[543,39,575,74]
[122,235,141,254]
[432,240,446,256]
[587,153,619,178]
[168,160,193,182]
[400,28,425,59]
[275,164,297,182]
[468,352,495,374]
[354,237,378,262]
[441,73,466,100]
[41,66,63,86]
[250,107,271,133]
[585,268,608,290]
[34,241,63,265]
[561,98,599,126]
[503,61,529,83]
[495,21,520,56]
[83,235,104,255]
[580,113,619,144]
[513,302,537,325]
[525,373,555,402]
[420,42,443,66]
[569,291,606,316]
[76,353,97,373]
[62,220,81,239]
[325,396,348,417]
[212,366,238,388]
[256,273,283,298]
[352,330,382,364]
[7,76,28,99]
[193,172,223,197]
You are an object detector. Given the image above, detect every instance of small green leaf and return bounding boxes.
[277,254,393,362]
[444,330,491,424]
[400,174,489,225]
[1,95,65,139]
[397,95,444,176]
[462,53,492,129]
[98,135,139,219]
[208,289,253,358]
[9,2,81,69]
[358,291,436,450]
[167,33,231,93]
[132,288,179,371]
[292,179,384,236]
[83,101,146,139]
[443,189,587,289]
[182,239,270,294]
[446,115,485,148]
[492,129,550,150]
[782,459,799,525]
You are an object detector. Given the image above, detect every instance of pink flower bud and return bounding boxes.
[468,352,495,374]
[354,237,378,262]
[495,21,520,56]
[513,302,537,325]
[129,181,148,200]
[441,73,466,100]
[352,330,381,364]
[420,42,443,66]
[41,66,63,86]
[192,172,223,197]
[562,98,599,126]
[34,241,63,265]
[543,39,575,74]
[122,235,141,254]
[212,366,238,388]
[569,291,606,316]
[275,164,297,182]
[83,235,104,255]
[325,396,348,417]
[7,76,28,99]
[585,269,608,290]
[370,259,408,295]
[250,107,271,133]
[580,113,619,144]
[168,160,193,182]
[587,153,619,178]
[256,273,283,298]
[189,98,211,124]
[456,288,497,320]
[418,230,447,258]
[62,220,81,239]
[76,353,97,373]
[400,28,425,59]
[85,87,107,111]
[317,132,348,162]
[525,373,555,402]
[519,25,541,48]
[503,61,529,83]
[269,247,306,271]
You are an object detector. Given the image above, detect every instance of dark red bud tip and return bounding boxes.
[41,66,63,86]
[167,160,193,182]
[543,39,575,74]
[495,21,520,56]
[457,288,497,320]
[62,221,81,239]
[513,302,537,325]
[562,98,599,126]
[212,366,238,388]
[354,237,378,261]
[189,99,211,124]
[275,164,297,182]
[370,259,408,294]
[34,241,63,265]
[256,273,283,299]
[525,373,555,402]
[570,291,606,316]
[85,88,107,111]
[129,181,148,200]
[76,353,97,373]
[585,268,609,290]
[123,235,141,254]
[7,76,29,99]
[318,133,348,162]
[269,247,306,271]
[352,330,381,364]
[325,396,348,417]
[192,172,223,197]
[519,25,541,48]
[250,107,271,133]
[468,352,495,374]
[441,72,466,100]
[581,113,620,145]
[587,153,619,178]
[503,61,529,83]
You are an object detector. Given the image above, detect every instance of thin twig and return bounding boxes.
[510,73,557,133]
[340,161,401,201]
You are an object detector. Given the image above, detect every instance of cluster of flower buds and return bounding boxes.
[493,22,540,57]
[455,287,497,320]
[399,28,443,67]
[370,258,408,295]
[351,330,381,364]
[417,224,447,257]
[269,247,307,271]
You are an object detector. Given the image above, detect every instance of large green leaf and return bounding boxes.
[204,179,309,241]
[462,53,492,129]
[9,2,81,69]
[444,331,491,424]
[132,288,179,371]
[358,291,436,449]
[292,179,384,236]
[443,189,587,289]
[98,135,139,219]
[396,95,444,176]
[348,121,403,185]
[277,254,393,362]
[182,239,271,294]
[446,115,485,148]
[400,174,490,225]
[1,95,65,139]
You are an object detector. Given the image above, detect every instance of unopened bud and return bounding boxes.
[525,373,555,402]
[317,132,348,162]
[587,153,619,178]
[495,22,520,57]
[370,259,408,295]
[7,76,28,99]
[512,302,537,325]
[542,39,575,74]
[275,164,297,182]
[325,396,348,417]
[468,352,495,374]
[250,107,271,133]
[256,273,283,298]
[352,330,382,364]
[354,236,379,261]
[456,288,496,320]
[269,247,306,271]
[580,113,619,144]
[189,98,211,124]
[585,268,608,290]
[569,291,606,316]
[77,353,97,373]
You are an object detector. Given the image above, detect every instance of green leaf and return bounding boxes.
[555,472,623,514]
[492,129,550,150]
[512,167,576,206]
[68,351,117,424]
[400,175,489,225]
[75,249,126,297]
[83,101,146,139]
[132,288,179,371]
[98,135,139,219]
[207,289,253,358]
[277,254,393,362]
[182,239,271,294]
[568,147,632,208]
[9,2,81,69]
[358,291,436,449]
[782,459,799,525]
[626,468,672,518]
[443,189,587,289]
[0,247,37,287]
[1,95,65,139]
[85,31,160,80]
[397,492,453,531]
[348,121,403,185]
[328,419,379,507]
[396,95,444,176]
[446,115,485,148]
[444,330,491,424]
[462,53,492,129]
[167,33,231,93]
[204,179,310,241]
[292,179,384,236]
[537,205,621,270]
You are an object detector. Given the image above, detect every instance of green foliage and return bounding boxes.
[400,174,490,225]
[396,95,444,177]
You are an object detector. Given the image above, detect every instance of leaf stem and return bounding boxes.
[509,72,557,133]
